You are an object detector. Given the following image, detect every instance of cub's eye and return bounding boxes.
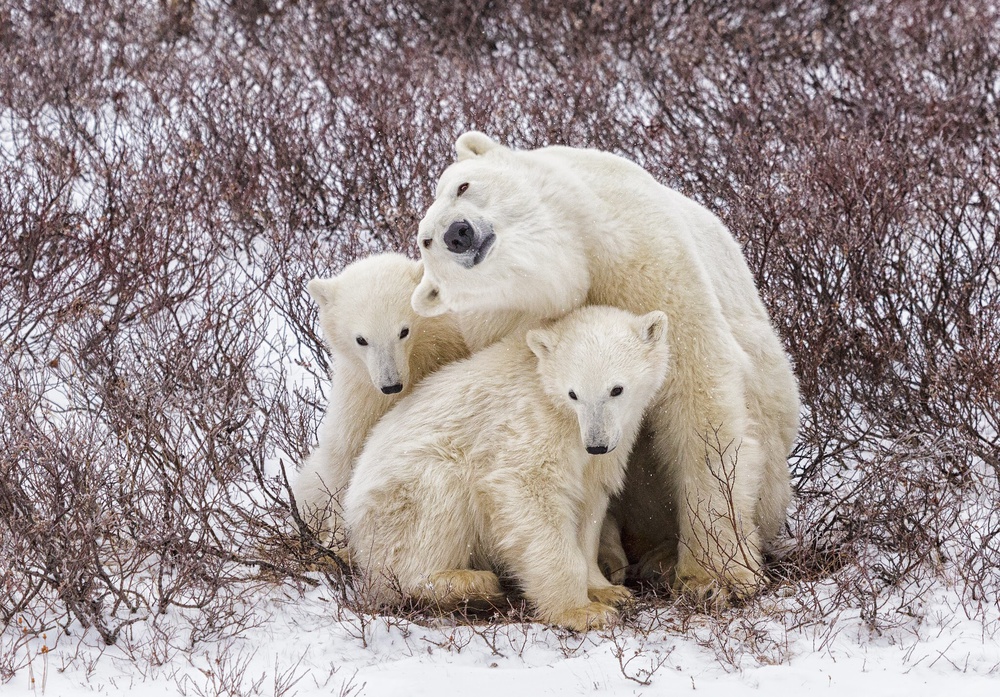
[422,238,432,249]
[399,327,410,339]
[457,182,469,196]
[568,390,577,401]
[356,336,368,346]
[610,386,624,397]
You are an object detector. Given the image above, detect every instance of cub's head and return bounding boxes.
[308,253,425,395]
[412,132,590,321]
[526,307,670,455]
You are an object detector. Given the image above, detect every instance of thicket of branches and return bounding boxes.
[2,0,998,676]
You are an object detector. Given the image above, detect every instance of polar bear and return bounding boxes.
[345,306,671,630]
[292,253,468,546]
[411,133,800,604]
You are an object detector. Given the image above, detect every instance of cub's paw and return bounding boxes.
[598,520,629,585]
[588,584,634,609]
[544,602,618,632]
[636,544,677,588]
[419,569,505,610]
[598,548,629,586]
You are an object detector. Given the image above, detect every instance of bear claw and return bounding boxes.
[544,602,618,631]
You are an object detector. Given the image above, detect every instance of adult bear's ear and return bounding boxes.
[307,278,337,310]
[411,275,448,317]
[635,310,669,344]
[526,328,558,360]
[456,131,499,161]
[408,259,425,286]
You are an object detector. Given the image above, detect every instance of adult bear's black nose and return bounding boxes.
[586,445,609,455]
[381,383,403,394]
[443,220,474,254]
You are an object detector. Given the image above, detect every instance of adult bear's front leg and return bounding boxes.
[652,375,766,607]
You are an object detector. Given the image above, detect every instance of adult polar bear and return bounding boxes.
[411,132,800,604]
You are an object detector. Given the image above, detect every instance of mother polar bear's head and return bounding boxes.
[412,132,592,322]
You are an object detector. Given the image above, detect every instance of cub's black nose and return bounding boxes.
[444,220,474,254]
[586,445,609,455]
[381,383,403,394]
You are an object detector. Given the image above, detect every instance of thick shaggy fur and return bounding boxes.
[345,306,671,630]
[412,133,800,603]
[292,253,468,546]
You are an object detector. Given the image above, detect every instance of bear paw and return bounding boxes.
[598,548,630,586]
[334,545,355,569]
[544,602,618,632]
[635,544,677,588]
[673,558,762,609]
[588,585,633,609]
[418,569,505,610]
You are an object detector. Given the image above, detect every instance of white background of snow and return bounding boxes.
[5,577,998,697]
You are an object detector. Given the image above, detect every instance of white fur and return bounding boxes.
[412,133,801,603]
[345,306,671,630]
[292,253,467,547]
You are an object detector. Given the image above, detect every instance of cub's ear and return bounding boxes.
[307,278,337,310]
[635,310,669,344]
[456,131,500,161]
[526,328,558,360]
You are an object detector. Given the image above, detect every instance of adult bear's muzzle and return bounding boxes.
[444,220,475,254]
[442,219,496,268]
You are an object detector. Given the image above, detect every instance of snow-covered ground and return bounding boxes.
[5,577,998,697]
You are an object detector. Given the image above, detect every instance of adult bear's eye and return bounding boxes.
[610,386,624,397]
[568,390,577,401]
[422,238,432,249]
[457,182,469,196]
[356,336,368,346]
[399,327,409,339]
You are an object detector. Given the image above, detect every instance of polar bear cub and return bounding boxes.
[345,306,671,630]
[292,253,467,546]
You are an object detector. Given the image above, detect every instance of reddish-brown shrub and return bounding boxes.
[1,0,997,667]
